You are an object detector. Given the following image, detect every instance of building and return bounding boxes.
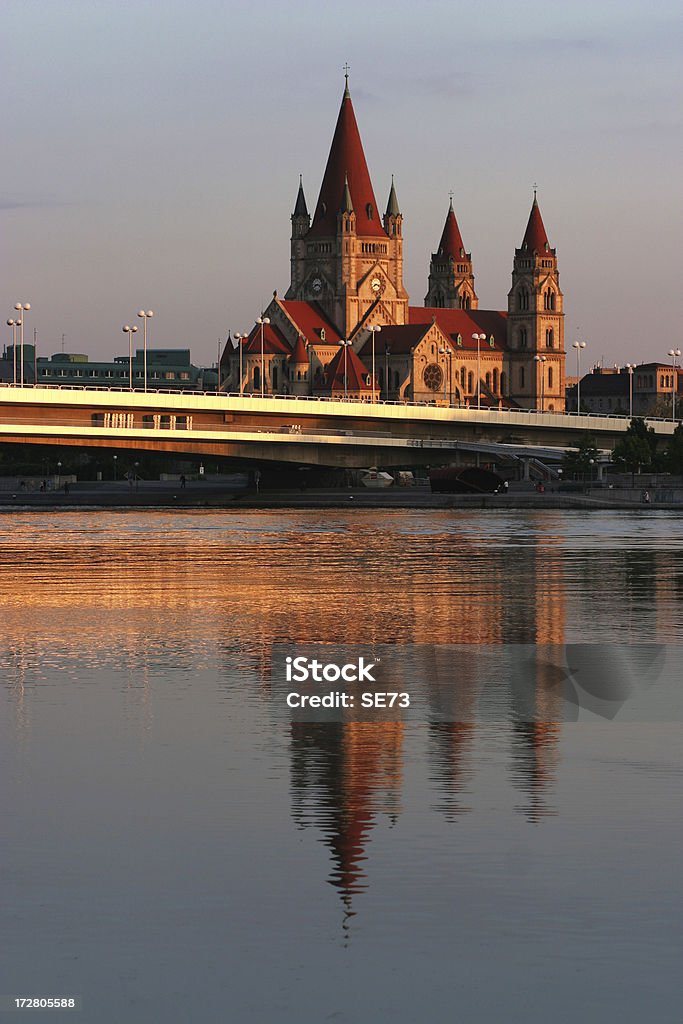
[567,363,682,417]
[22,349,218,391]
[224,76,566,411]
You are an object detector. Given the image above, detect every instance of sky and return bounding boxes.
[1,0,682,369]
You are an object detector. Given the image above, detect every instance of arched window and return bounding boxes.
[253,365,260,389]
[519,327,528,349]
[272,366,278,389]
[500,371,507,395]
[548,366,553,388]
[467,371,474,393]
[518,288,529,311]
[366,203,374,220]
[493,368,499,393]
[485,371,491,388]
[546,328,554,348]
[520,367,525,388]
[460,366,466,388]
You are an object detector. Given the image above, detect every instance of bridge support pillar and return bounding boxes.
[521,459,531,481]
[597,463,605,482]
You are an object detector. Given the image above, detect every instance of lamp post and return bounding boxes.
[234,333,247,395]
[667,348,681,421]
[340,339,352,398]
[137,311,154,393]
[385,343,391,398]
[534,354,547,411]
[471,333,485,410]
[572,340,587,413]
[7,318,20,384]
[256,317,270,397]
[14,303,30,385]
[122,325,138,388]
[367,325,381,401]
[57,460,62,488]
[625,362,635,418]
[113,455,118,481]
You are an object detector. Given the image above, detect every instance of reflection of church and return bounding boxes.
[225,75,566,411]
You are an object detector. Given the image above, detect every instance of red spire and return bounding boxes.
[521,194,550,253]
[437,198,467,259]
[310,85,385,239]
[290,334,308,364]
[324,345,374,392]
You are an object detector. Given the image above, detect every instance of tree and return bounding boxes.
[664,422,683,477]
[612,418,658,482]
[562,434,599,479]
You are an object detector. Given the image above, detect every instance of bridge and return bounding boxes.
[0,384,677,469]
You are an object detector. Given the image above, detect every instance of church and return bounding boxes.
[224,76,566,412]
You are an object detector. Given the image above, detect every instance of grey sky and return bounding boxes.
[2,0,682,367]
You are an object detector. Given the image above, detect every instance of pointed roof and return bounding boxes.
[309,83,386,239]
[340,173,354,214]
[290,334,308,364]
[324,344,374,392]
[521,194,550,253]
[293,175,308,217]
[437,198,467,259]
[243,321,291,356]
[385,176,400,217]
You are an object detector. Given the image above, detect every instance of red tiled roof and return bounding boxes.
[358,323,430,356]
[290,334,308,364]
[279,300,342,345]
[437,202,467,259]
[309,87,386,240]
[244,321,291,356]
[409,307,508,350]
[521,197,550,253]
[323,344,374,392]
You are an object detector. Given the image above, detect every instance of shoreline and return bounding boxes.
[0,486,677,512]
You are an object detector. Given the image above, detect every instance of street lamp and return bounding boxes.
[339,339,352,398]
[137,310,154,393]
[122,325,138,388]
[367,325,381,402]
[384,343,391,398]
[534,354,547,412]
[233,333,247,395]
[113,454,118,481]
[440,348,450,403]
[6,318,20,384]
[625,362,635,418]
[471,333,486,410]
[667,348,681,421]
[256,316,270,398]
[572,340,587,413]
[14,303,30,385]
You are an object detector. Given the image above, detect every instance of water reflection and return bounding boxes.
[2,509,683,923]
[290,722,403,919]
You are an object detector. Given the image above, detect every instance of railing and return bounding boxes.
[0,380,679,427]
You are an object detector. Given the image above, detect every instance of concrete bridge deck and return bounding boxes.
[0,384,676,467]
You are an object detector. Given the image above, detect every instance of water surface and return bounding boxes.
[1,510,682,1022]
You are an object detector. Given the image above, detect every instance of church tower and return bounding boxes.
[285,76,409,337]
[288,176,311,296]
[506,194,565,411]
[425,198,478,309]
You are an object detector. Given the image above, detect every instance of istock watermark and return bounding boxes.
[269,643,677,723]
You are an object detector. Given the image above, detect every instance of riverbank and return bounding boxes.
[0,481,678,511]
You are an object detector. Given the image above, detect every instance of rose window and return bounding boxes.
[423,363,443,391]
